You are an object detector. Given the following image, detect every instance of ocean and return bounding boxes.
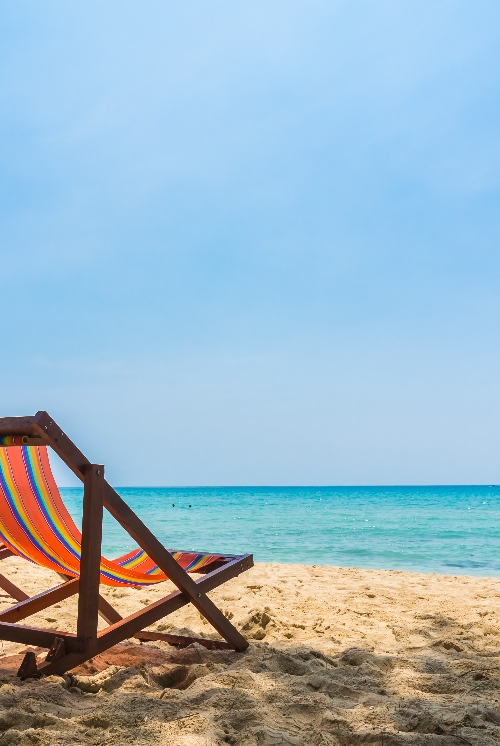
[61,485,500,577]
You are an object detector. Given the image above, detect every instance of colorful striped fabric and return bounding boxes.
[0,446,220,586]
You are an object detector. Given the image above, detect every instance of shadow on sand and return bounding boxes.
[0,612,498,745]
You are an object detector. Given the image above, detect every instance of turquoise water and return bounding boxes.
[61,486,500,577]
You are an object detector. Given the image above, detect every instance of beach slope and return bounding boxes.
[0,558,498,744]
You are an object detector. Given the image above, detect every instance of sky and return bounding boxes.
[1,1,499,486]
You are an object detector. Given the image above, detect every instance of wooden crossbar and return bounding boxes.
[0,579,79,623]
[0,622,82,651]
[0,573,30,602]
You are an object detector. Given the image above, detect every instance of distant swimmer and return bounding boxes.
[172,503,175,507]
[188,504,192,508]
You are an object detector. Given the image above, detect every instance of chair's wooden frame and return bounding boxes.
[0,412,253,678]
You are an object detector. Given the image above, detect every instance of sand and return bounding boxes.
[0,557,498,745]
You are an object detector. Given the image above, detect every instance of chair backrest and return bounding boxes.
[0,445,83,576]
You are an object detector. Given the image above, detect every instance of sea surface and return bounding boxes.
[61,486,500,577]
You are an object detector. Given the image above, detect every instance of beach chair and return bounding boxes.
[0,412,253,678]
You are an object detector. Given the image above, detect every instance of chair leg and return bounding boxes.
[76,465,104,656]
[98,594,122,624]
[0,573,29,602]
[101,485,251,651]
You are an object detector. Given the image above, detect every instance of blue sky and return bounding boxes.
[1,1,499,485]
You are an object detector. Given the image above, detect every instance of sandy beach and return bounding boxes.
[0,556,498,745]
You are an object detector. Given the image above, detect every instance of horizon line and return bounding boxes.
[59,483,498,489]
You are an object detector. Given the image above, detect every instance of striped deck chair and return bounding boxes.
[0,413,253,678]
